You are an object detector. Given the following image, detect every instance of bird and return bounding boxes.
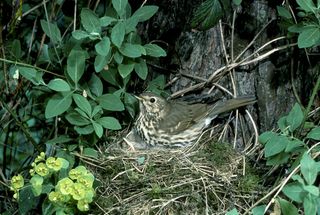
[124,92,256,149]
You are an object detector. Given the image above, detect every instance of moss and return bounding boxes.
[237,165,262,192]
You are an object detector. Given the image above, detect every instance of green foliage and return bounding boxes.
[277,1,320,48]
[259,102,320,215]
[10,152,95,213]
[191,0,231,31]
[1,0,166,213]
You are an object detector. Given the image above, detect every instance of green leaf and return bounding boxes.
[83,148,98,158]
[114,51,124,64]
[66,112,91,126]
[301,152,317,185]
[131,5,158,22]
[277,6,292,19]
[296,0,316,12]
[45,92,73,118]
[303,194,317,215]
[95,36,111,56]
[100,16,117,27]
[67,49,87,84]
[72,30,90,40]
[112,0,128,17]
[258,131,278,145]
[74,125,94,135]
[307,127,320,140]
[97,117,122,130]
[286,103,304,132]
[226,208,239,215]
[285,139,304,152]
[30,175,43,196]
[92,105,102,117]
[47,78,71,92]
[303,185,319,196]
[73,94,92,116]
[191,0,225,31]
[40,20,62,43]
[277,116,288,133]
[278,197,299,215]
[80,8,101,33]
[19,186,39,214]
[100,68,120,86]
[125,16,139,33]
[266,152,290,166]
[298,27,320,48]
[118,63,135,78]
[111,21,126,48]
[251,205,266,215]
[92,121,103,137]
[232,0,242,6]
[97,94,125,111]
[88,73,103,97]
[134,59,148,80]
[18,66,44,85]
[11,39,21,58]
[124,92,138,118]
[282,182,305,203]
[144,44,166,57]
[94,54,109,73]
[119,43,146,58]
[45,135,72,145]
[264,135,288,157]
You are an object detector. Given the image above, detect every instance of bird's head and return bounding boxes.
[135,92,167,118]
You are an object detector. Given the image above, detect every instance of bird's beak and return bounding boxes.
[134,95,143,101]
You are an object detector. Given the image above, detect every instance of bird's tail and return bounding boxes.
[209,96,256,118]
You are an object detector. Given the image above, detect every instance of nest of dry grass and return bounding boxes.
[86,133,264,215]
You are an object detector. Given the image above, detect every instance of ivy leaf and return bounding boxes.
[75,125,94,135]
[45,92,73,118]
[120,43,146,58]
[131,5,158,22]
[144,44,166,57]
[118,63,135,78]
[95,36,111,56]
[80,8,101,33]
[100,68,120,86]
[97,94,124,111]
[40,20,62,43]
[97,117,122,130]
[258,131,278,145]
[303,194,317,215]
[296,0,316,12]
[67,49,87,84]
[73,94,92,117]
[277,6,292,19]
[286,103,304,132]
[47,78,71,92]
[83,148,98,159]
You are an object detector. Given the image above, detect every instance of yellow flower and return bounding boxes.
[69,166,88,180]
[46,157,62,171]
[11,174,24,189]
[77,199,90,211]
[56,178,74,195]
[70,182,86,200]
[77,173,94,188]
[34,163,49,176]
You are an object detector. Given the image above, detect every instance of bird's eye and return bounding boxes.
[150,97,156,103]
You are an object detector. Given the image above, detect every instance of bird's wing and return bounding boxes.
[156,102,209,134]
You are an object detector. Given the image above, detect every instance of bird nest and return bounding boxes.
[88,134,263,214]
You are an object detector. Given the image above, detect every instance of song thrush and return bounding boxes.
[125,92,255,149]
